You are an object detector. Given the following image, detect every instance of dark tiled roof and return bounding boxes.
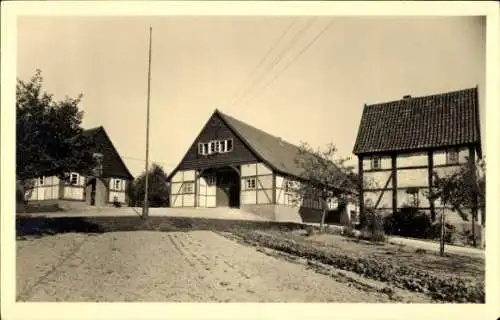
[218,110,354,190]
[83,126,134,180]
[353,87,481,155]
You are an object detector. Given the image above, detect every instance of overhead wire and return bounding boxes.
[229,17,318,108]
[236,19,334,108]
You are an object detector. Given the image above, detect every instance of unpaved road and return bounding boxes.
[17,230,395,302]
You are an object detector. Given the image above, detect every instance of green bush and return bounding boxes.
[383,206,433,239]
[361,208,386,242]
[234,230,484,303]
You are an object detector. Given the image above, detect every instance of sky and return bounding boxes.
[17,15,486,178]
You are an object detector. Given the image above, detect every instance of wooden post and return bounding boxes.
[391,154,397,216]
[142,26,153,219]
[469,145,478,247]
[428,150,436,221]
[440,202,445,256]
[358,156,364,225]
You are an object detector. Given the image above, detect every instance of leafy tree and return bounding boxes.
[130,163,170,207]
[427,157,486,247]
[292,142,378,231]
[16,70,96,191]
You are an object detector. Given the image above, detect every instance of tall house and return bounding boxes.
[353,87,483,226]
[168,109,357,223]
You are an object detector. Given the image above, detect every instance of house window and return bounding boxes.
[93,153,104,176]
[446,150,458,164]
[226,139,233,152]
[372,156,381,170]
[70,173,79,185]
[39,176,44,185]
[198,139,234,155]
[245,178,256,190]
[183,183,194,194]
[114,179,122,191]
[284,180,295,193]
[206,175,216,185]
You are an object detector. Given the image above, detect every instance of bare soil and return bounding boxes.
[17,231,408,302]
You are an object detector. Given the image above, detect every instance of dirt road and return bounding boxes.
[17,230,396,302]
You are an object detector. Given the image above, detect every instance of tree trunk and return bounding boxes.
[440,206,445,257]
[320,208,326,232]
[472,212,477,247]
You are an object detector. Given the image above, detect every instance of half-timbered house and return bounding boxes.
[353,87,483,228]
[168,109,357,223]
[24,126,134,209]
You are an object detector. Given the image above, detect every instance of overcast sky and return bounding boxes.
[17,16,486,178]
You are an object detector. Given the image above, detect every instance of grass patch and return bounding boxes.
[232,229,484,303]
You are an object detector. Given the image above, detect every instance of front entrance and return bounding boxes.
[215,167,240,208]
[86,178,97,206]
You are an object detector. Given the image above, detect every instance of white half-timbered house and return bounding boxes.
[24,126,134,209]
[168,109,357,223]
[353,87,483,229]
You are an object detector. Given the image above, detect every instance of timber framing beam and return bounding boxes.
[391,154,397,216]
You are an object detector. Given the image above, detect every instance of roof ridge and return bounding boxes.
[365,87,477,107]
[217,110,299,148]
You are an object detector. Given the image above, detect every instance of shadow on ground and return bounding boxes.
[16,215,307,239]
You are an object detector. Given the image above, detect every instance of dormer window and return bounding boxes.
[446,150,458,164]
[371,156,381,170]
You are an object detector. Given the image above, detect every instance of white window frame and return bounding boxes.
[372,156,381,170]
[198,143,204,155]
[70,172,79,185]
[39,176,44,186]
[446,150,459,164]
[245,178,256,190]
[114,179,122,191]
[183,183,194,194]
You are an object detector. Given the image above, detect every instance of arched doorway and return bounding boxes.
[215,166,240,208]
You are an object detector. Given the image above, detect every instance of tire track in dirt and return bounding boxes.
[16,236,89,301]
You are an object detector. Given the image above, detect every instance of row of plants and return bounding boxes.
[233,229,484,303]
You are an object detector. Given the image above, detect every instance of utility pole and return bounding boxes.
[142,26,152,219]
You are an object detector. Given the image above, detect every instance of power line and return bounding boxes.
[222,18,298,107]
[237,19,334,108]
[230,17,318,108]
[122,156,176,168]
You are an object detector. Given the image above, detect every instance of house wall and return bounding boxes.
[197,174,216,208]
[170,170,196,207]
[108,178,127,204]
[360,146,482,225]
[240,163,273,205]
[61,174,86,201]
[25,176,60,201]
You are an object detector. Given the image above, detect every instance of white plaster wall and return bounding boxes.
[397,168,428,187]
[257,175,273,189]
[63,186,84,200]
[397,152,428,167]
[183,170,196,181]
[364,190,392,209]
[109,191,126,203]
[364,171,392,189]
[171,171,183,183]
[241,163,257,177]
[256,163,272,175]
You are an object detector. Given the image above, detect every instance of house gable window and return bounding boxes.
[371,156,381,170]
[446,150,459,164]
[70,173,79,185]
[93,153,104,176]
[114,179,122,191]
[198,138,234,155]
[39,176,44,186]
[245,178,256,190]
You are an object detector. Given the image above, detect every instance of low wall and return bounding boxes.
[240,204,323,224]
